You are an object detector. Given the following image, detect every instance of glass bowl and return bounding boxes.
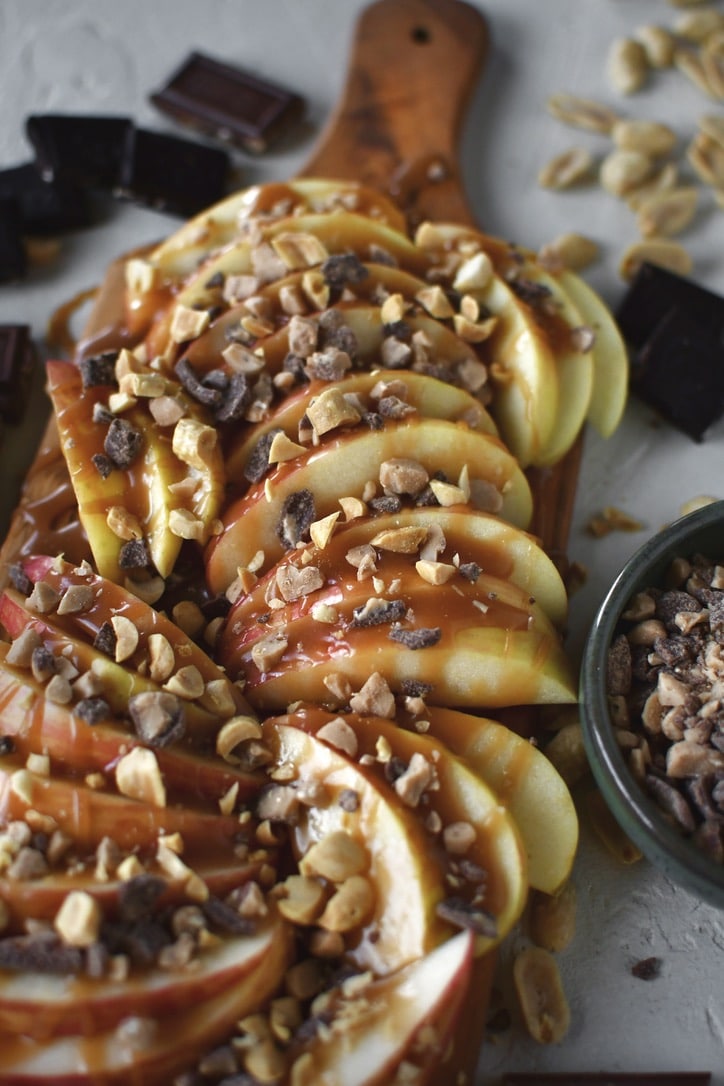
[580,499,724,909]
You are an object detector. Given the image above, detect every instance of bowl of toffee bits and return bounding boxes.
[580,500,724,908]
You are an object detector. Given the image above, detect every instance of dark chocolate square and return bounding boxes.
[26,114,133,189]
[632,303,724,441]
[116,126,230,216]
[0,197,27,282]
[617,262,724,350]
[0,162,93,235]
[150,51,304,153]
[0,324,36,422]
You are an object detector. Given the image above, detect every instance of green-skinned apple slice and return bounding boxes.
[294,706,528,951]
[47,361,224,581]
[224,367,497,488]
[412,706,578,894]
[206,417,533,593]
[0,919,291,1085]
[557,268,629,437]
[0,919,284,1041]
[293,930,475,1086]
[262,719,450,975]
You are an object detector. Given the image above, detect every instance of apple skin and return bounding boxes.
[0,919,292,1085]
[292,929,475,1086]
[407,706,579,896]
[0,918,283,1041]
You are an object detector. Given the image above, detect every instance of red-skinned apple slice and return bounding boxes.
[0,919,292,1085]
[262,719,449,975]
[206,418,533,593]
[0,760,243,854]
[292,929,475,1086]
[291,706,528,952]
[408,705,579,895]
[0,919,283,1041]
[0,643,262,807]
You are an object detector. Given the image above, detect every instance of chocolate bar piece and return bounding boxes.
[0,325,35,421]
[503,1074,711,1085]
[150,50,304,154]
[0,162,93,235]
[0,198,27,283]
[116,126,229,217]
[617,262,724,350]
[26,114,133,189]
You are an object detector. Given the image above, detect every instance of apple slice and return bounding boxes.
[0,919,292,1085]
[0,646,262,807]
[0,919,283,1041]
[292,930,475,1086]
[295,707,529,951]
[415,706,578,895]
[0,760,242,854]
[206,417,533,593]
[225,367,498,488]
[558,268,629,437]
[262,719,449,975]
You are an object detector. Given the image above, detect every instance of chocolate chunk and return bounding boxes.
[0,933,83,975]
[8,562,32,596]
[400,679,434,697]
[117,127,229,217]
[26,114,133,189]
[74,697,111,725]
[458,562,481,583]
[389,625,442,649]
[0,736,15,756]
[118,538,150,570]
[174,356,222,407]
[0,162,93,235]
[322,253,369,289]
[0,197,27,282]
[93,621,117,657]
[0,324,35,421]
[214,371,251,424]
[80,351,118,389]
[276,488,315,549]
[117,874,168,922]
[369,494,402,514]
[150,51,304,154]
[91,452,113,479]
[436,896,497,938]
[244,428,282,484]
[202,895,254,936]
[128,690,185,748]
[617,261,724,351]
[631,304,724,441]
[351,598,406,627]
[104,417,143,468]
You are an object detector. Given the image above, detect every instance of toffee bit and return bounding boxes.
[128,690,186,747]
[389,625,442,650]
[80,351,117,389]
[118,538,151,570]
[174,356,222,407]
[91,452,114,479]
[276,488,315,549]
[93,621,117,657]
[74,697,111,725]
[351,598,407,627]
[436,897,497,938]
[104,418,143,469]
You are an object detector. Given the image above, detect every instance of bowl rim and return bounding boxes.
[580,500,724,908]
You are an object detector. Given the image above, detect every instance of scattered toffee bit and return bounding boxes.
[26,114,134,189]
[80,350,118,389]
[93,621,117,657]
[606,551,724,863]
[0,323,35,421]
[436,896,497,939]
[150,50,304,154]
[117,126,229,217]
[631,955,662,981]
[389,625,442,650]
[104,417,143,469]
[276,488,315,549]
[0,162,93,235]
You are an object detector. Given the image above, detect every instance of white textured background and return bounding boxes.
[1,1,723,1081]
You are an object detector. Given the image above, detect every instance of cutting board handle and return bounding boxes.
[300,0,489,225]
